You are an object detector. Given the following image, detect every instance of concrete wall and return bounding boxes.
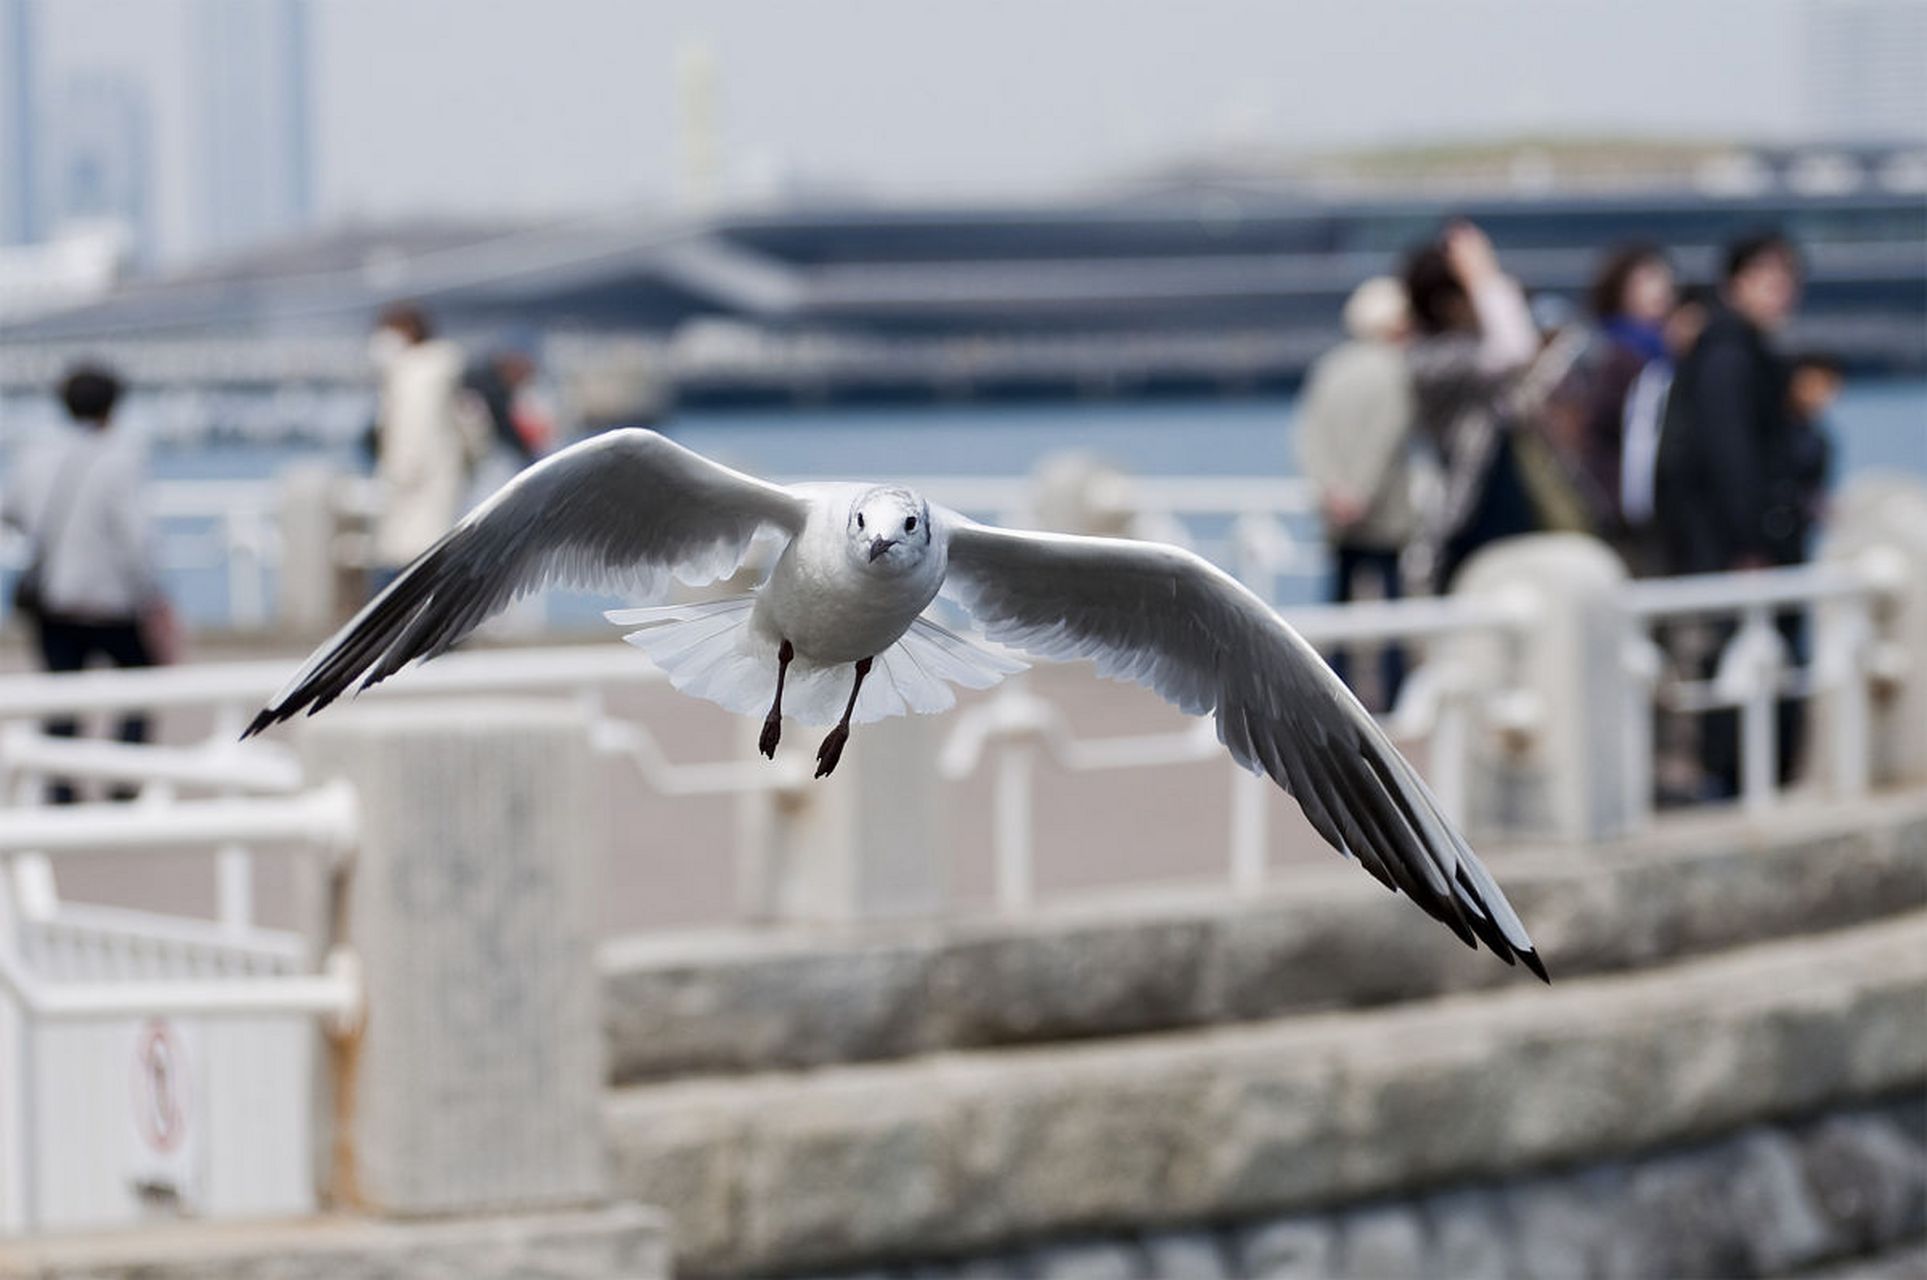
[601,796,1927,1082]
[793,1101,1925,1280]
[607,914,1927,1275]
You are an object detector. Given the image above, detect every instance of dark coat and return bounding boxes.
[1654,307,1804,573]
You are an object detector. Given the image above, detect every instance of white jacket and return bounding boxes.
[373,339,471,566]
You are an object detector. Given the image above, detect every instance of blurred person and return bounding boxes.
[1508,292,1604,537]
[367,303,478,594]
[1580,244,1676,552]
[1619,288,1712,577]
[1785,351,1843,555]
[1296,276,1423,708]
[1402,221,1543,591]
[1654,232,1809,797]
[1654,232,1807,576]
[1,364,178,803]
[463,342,556,471]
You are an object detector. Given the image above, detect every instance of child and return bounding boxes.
[1785,352,1843,555]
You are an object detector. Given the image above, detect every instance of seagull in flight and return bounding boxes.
[245,429,1545,979]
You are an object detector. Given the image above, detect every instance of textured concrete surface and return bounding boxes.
[608,914,1927,1275]
[784,1104,1924,1280]
[601,794,1927,1081]
[0,1203,668,1280]
[301,699,608,1216]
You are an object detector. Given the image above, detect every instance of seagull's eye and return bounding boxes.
[856,513,865,530]
[904,516,918,532]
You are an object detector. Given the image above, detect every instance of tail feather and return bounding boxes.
[607,599,1025,726]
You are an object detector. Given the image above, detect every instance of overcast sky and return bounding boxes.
[31,0,1915,262]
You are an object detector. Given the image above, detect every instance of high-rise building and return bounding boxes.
[195,0,312,258]
[1804,0,1927,143]
[0,0,38,246]
[49,70,151,260]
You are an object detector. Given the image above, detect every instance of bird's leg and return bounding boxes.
[759,640,794,759]
[813,656,872,778]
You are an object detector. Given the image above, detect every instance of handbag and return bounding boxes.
[10,442,97,622]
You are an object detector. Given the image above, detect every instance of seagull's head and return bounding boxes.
[848,486,934,575]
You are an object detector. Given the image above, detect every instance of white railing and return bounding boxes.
[0,785,359,1235]
[0,470,1323,632]
[0,528,1915,932]
[934,593,1537,908]
[1621,553,1910,815]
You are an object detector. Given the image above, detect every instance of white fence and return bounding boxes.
[1,532,1915,931]
[0,469,1325,632]
[0,780,356,1235]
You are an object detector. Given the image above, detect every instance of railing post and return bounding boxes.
[1227,766,1268,894]
[1815,593,1873,799]
[1444,533,1645,842]
[994,738,1036,910]
[1727,605,1784,814]
[276,464,349,639]
[1819,475,1927,789]
[297,698,606,1215]
[739,713,949,924]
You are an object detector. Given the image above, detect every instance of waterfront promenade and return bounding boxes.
[2,475,1924,1277]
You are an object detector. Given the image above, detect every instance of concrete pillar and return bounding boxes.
[298,699,606,1216]
[1819,475,1927,789]
[277,464,349,639]
[1444,533,1644,842]
[738,713,947,924]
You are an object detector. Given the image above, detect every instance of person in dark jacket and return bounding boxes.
[463,347,542,468]
[1653,231,1808,798]
[1653,232,1805,575]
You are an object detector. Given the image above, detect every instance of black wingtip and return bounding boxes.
[1522,948,1551,984]
[240,708,277,741]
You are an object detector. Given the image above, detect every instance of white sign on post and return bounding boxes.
[123,1018,202,1217]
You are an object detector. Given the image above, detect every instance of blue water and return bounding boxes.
[129,378,1926,487]
[10,382,1925,628]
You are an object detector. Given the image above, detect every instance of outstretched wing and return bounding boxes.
[245,429,806,736]
[942,516,1545,980]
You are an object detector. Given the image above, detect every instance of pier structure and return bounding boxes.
[0,476,1923,1277]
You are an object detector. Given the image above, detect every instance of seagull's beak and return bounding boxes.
[868,537,898,562]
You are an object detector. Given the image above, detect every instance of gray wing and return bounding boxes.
[943,516,1545,980]
[245,429,806,736]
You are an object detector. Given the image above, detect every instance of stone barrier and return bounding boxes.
[606,913,1927,1275]
[601,794,1927,1082]
[781,1102,1925,1280]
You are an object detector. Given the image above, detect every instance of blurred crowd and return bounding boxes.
[1297,224,1833,798]
[5,227,1837,806]
[360,303,557,589]
[0,305,554,802]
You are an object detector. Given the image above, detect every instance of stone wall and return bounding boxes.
[606,913,1927,1276]
[601,796,1927,1082]
[788,1099,1926,1280]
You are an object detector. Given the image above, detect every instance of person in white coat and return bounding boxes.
[367,304,478,590]
[1296,276,1424,707]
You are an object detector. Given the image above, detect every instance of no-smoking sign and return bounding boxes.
[130,1019,188,1155]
